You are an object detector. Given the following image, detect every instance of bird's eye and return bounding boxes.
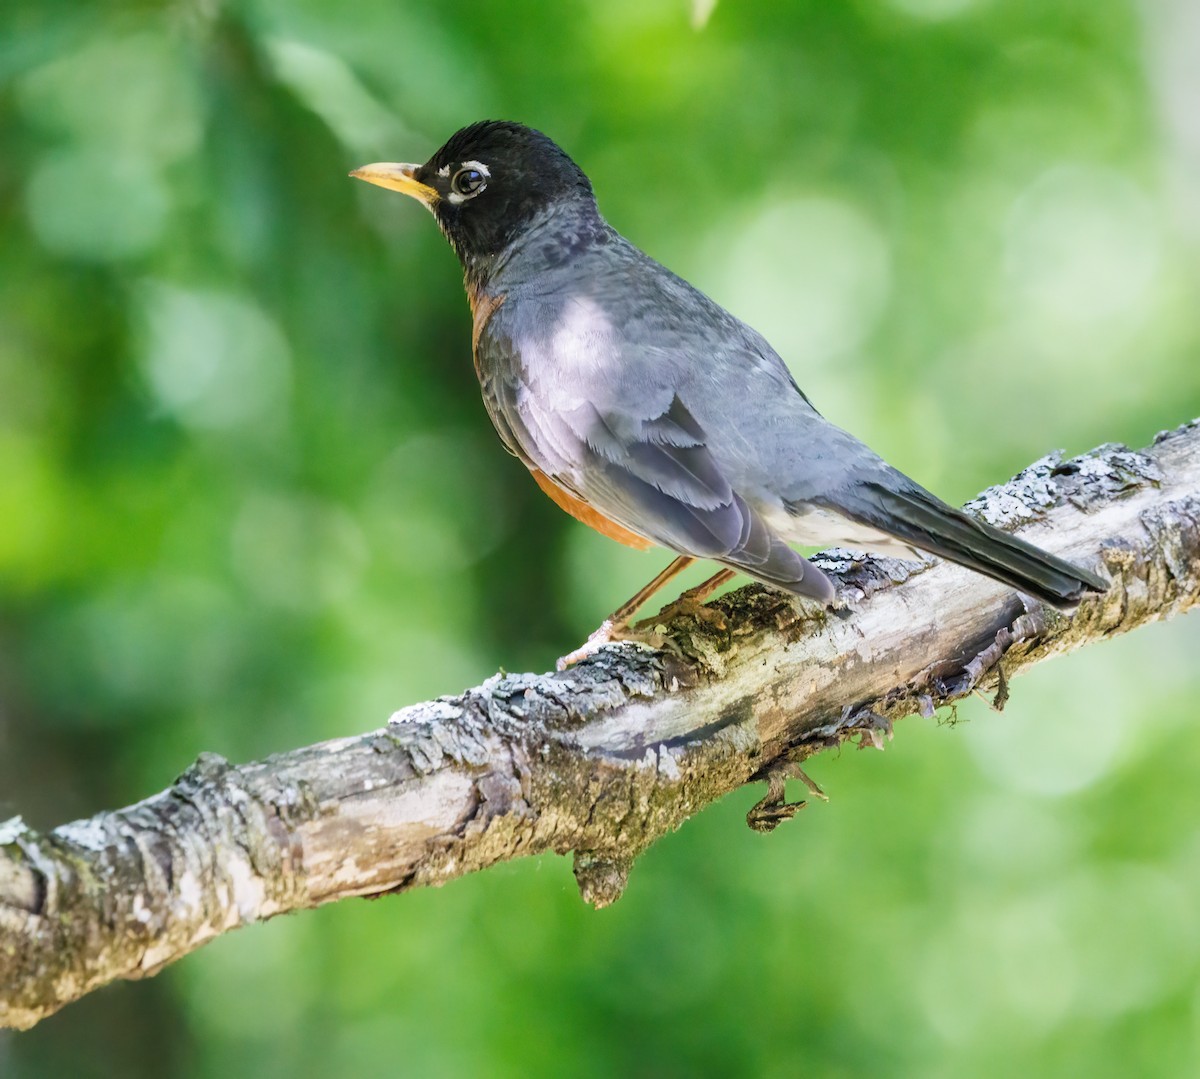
[451,167,486,197]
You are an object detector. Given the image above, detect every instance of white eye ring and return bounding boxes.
[451,168,485,196]
[448,160,489,203]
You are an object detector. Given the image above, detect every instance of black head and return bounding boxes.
[351,121,597,264]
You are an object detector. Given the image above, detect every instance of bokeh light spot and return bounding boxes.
[266,39,408,153]
[712,197,891,374]
[137,284,293,429]
[231,492,369,612]
[17,31,202,165]
[1056,865,1198,1017]
[26,148,170,262]
[362,432,515,573]
[1004,165,1161,339]
[963,651,1129,796]
[884,0,986,20]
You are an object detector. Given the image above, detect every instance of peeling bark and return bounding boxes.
[2,421,1199,1030]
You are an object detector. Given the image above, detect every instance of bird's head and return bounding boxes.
[351,121,597,265]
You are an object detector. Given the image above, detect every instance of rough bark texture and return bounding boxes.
[2,421,1199,1030]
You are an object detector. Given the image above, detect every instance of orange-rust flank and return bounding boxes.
[531,471,655,550]
[467,284,506,377]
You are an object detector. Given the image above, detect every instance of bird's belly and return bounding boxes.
[764,503,919,559]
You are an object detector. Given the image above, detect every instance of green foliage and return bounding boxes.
[2,0,1199,1074]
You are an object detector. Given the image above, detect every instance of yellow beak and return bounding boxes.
[349,162,438,205]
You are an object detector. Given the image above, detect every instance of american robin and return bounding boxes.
[351,121,1106,665]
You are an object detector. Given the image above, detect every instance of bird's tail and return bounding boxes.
[826,479,1107,609]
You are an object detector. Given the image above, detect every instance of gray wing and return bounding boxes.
[477,278,834,602]
[477,234,1105,614]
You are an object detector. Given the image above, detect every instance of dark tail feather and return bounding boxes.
[830,480,1108,609]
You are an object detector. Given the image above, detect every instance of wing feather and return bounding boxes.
[472,257,836,602]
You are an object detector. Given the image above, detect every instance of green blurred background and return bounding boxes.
[3,0,1200,1074]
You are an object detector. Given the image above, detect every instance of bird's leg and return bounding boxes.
[634,568,737,631]
[608,555,699,625]
[556,556,695,670]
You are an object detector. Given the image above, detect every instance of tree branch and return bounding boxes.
[3,421,1199,1030]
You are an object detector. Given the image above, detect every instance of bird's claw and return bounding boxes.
[555,618,636,670]
[634,593,727,633]
[555,615,682,671]
[556,577,729,669]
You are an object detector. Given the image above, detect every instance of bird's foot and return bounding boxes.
[556,573,733,670]
[633,583,729,634]
[558,617,691,670]
[556,618,632,671]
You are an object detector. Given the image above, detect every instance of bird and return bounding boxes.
[350,121,1107,665]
